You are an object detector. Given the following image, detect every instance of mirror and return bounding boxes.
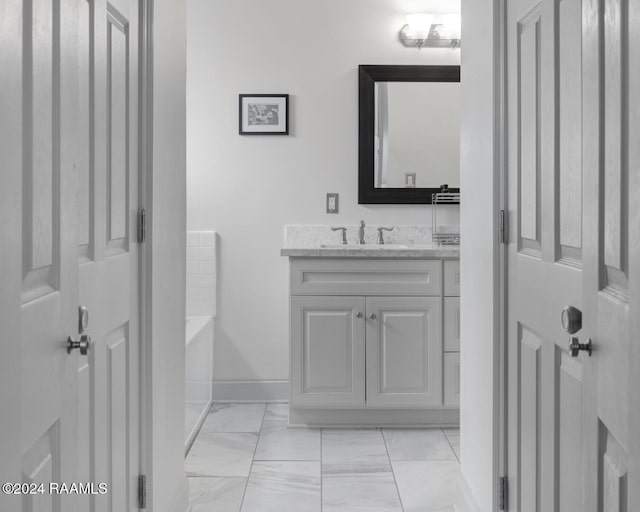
[358,65,460,204]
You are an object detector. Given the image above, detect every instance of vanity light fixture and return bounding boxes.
[399,13,461,49]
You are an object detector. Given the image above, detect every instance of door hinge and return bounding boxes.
[138,474,147,509]
[137,208,147,243]
[499,476,508,510]
[499,209,507,244]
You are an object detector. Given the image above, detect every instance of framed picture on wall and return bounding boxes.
[239,94,289,135]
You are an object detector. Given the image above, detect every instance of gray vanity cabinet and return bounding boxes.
[289,258,453,410]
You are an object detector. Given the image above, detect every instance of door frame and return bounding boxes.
[495,0,509,509]
[494,0,509,510]
[138,1,189,509]
[139,0,153,506]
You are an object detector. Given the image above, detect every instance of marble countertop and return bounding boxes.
[281,244,460,258]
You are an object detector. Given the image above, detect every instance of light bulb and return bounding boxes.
[405,13,434,39]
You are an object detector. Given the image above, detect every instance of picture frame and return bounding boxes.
[239,94,289,135]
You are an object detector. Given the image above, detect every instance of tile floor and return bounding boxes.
[186,403,460,512]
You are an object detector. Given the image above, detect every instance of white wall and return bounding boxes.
[187,0,461,392]
[148,1,188,511]
[459,0,499,510]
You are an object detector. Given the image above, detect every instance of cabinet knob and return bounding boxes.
[369,313,377,320]
[355,312,363,318]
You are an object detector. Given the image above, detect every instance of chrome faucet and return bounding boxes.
[331,227,348,245]
[376,227,394,244]
[358,220,366,244]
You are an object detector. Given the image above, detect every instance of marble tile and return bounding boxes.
[253,404,320,460]
[383,429,457,461]
[185,432,258,477]
[443,428,461,461]
[392,460,459,512]
[188,477,246,512]
[254,426,321,461]
[322,431,390,471]
[200,403,266,433]
[240,461,321,512]
[323,468,403,512]
[260,403,289,427]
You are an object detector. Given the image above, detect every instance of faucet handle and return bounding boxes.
[331,227,348,245]
[376,227,394,245]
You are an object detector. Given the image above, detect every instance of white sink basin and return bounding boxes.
[320,244,409,249]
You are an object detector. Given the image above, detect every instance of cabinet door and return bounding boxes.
[290,296,365,407]
[444,297,461,352]
[365,297,442,407]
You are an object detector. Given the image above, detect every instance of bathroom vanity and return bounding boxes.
[282,244,460,427]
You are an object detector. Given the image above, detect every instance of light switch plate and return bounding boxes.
[326,193,339,214]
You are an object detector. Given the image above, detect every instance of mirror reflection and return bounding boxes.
[374,81,460,189]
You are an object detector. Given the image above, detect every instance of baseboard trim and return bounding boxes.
[456,472,481,512]
[212,380,289,402]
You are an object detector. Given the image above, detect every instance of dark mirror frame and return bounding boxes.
[358,65,461,204]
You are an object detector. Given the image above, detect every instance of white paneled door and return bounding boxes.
[76,0,141,511]
[506,0,639,511]
[1,1,142,511]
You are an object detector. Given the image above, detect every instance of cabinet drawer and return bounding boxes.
[290,259,442,296]
[444,353,461,407]
[444,260,460,296]
[444,297,460,352]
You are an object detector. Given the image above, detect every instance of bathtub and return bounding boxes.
[185,315,214,450]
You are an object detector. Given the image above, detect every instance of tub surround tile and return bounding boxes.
[188,477,246,512]
[240,461,321,512]
[185,432,258,477]
[199,231,216,247]
[187,232,201,247]
[391,460,459,512]
[201,403,266,433]
[186,230,217,317]
[383,429,457,461]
